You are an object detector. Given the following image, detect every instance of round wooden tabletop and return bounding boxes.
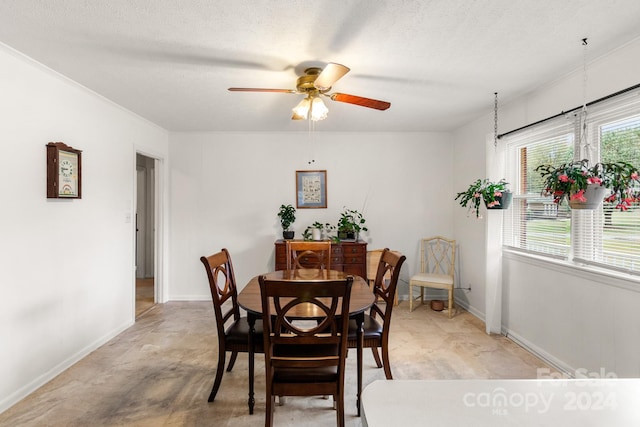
[238,269,374,317]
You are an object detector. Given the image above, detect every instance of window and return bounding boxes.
[503,89,640,275]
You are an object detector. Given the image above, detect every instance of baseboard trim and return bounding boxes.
[454,299,485,322]
[0,320,133,414]
[168,295,210,301]
[502,328,575,377]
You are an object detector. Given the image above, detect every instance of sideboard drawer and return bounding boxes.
[343,263,366,279]
[274,239,367,279]
[341,243,366,255]
[330,255,343,265]
[343,254,365,265]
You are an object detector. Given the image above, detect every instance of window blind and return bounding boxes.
[503,87,640,275]
[503,116,575,258]
[573,91,640,273]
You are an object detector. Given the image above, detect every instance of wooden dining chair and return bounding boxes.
[200,248,263,412]
[366,248,400,306]
[285,240,332,270]
[258,275,353,427]
[348,248,406,381]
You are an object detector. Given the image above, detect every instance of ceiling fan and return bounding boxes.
[228,62,391,121]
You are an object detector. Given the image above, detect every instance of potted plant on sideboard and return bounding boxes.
[336,208,368,240]
[455,179,512,218]
[303,221,334,241]
[277,204,296,239]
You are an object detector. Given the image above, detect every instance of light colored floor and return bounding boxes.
[135,278,155,318]
[0,301,553,427]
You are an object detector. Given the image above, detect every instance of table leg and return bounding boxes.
[355,312,364,417]
[247,313,256,415]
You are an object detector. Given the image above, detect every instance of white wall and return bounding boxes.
[450,121,490,318]
[168,131,454,300]
[453,37,640,376]
[0,44,169,411]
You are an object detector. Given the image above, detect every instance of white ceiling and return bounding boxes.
[1,0,640,132]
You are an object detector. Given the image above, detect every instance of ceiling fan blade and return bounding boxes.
[313,63,350,91]
[329,93,391,110]
[228,88,296,93]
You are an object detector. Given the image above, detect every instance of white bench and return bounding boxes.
[362,378,640,426]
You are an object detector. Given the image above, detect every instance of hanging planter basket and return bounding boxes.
[484,192,513,210]
[568,184,609,210]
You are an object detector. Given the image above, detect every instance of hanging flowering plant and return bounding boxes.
[535,159,639,210]
[535,159,599,205]
[455,179,510,218]
[597,161,640,210]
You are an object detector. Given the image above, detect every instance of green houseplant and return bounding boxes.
[455,179,511,218]
[303,221,334,241]
[336,208,368,240]
[277,204,296,239]
[535,159,639,210]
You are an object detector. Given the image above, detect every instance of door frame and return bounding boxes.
[133,148,166,315]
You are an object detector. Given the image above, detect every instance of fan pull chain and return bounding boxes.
[307,118,316,165]
[494,92,498,148]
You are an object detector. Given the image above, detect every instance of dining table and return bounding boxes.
[237,268,375,416]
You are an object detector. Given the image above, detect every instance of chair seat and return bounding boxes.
[410,272,453,286]
[347,315,383,340]
[225,317,264,348]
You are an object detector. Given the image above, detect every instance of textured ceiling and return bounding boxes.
[1,0,640,132]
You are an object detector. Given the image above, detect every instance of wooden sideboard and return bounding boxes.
[274,239,368,279]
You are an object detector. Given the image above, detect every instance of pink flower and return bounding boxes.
[494,190,503,197]
[587,177,602,185]
[632,172,639,180]
[558,174,570,183]
[570,189,587,202]
[473,192,480,198]
[617,203,629,211]
[487,200,500,208]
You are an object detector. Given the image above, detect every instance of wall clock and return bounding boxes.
[46,142,82,199]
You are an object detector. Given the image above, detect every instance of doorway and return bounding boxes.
[136,153,156,318]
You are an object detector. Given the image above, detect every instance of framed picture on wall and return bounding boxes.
[296,170,327,208]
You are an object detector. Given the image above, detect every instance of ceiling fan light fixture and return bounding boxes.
[291,97,311,120]
[233,62,390,120]
[310,97,328,121]
[291,96,329,121]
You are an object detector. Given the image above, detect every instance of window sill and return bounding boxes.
[502,248,640,293]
